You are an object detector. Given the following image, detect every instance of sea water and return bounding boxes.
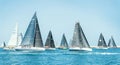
[0,48,120,65]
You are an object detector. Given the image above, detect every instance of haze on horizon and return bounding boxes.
[0,0,120,47]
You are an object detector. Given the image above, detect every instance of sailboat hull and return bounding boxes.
[69,47,92,51]
[58,47,68,50]
[95,47,108,49]
[45,48,56,50]
[58,48,68,50]
[3,47,15,51]
[15,47,45,51]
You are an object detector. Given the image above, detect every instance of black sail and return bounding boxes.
[98,33,107,47]
[60,34,69,48]
[3,42,6,47]
[71,22,82,48]
[80,23,90,48]
[108,36,117,48]
[33,14,43,47]
[21,12,43,47]
[71,22,90,48]
[45,31,55,48]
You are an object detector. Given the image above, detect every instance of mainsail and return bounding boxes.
[98,33,107,47]
[7,23,18,47]
[108,36,117,48]
[21,12,43,47]
[45,31,55,48]
[71,22,90,48]
[60,34,69,48]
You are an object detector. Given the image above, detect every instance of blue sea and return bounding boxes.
[0,48,120,65]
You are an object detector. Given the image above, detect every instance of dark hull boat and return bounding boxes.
[108,36,117,48]
[45,31,56,50]
[69,22,92,51]
[97,33,108,49]
[59,34,69,50]
[15,12,45,51]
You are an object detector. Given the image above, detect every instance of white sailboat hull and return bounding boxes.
[69,47,92,51]
[3,47,15,51]
[15,47,45,51]
[58,47,68,50]
[45,48,56,50]
[95,47,108,49]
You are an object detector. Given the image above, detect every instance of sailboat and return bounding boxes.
[7,23,18,49]
[3,42,6,48]
[45,31,56,50]
[4,24,22,50]
[97,33,108,49]
[4,23,22,50]
[108,36,117,48]
[69,22,92,51]
[15,12,45,51]
[59,34,69,49]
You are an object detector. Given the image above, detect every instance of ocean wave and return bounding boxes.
[0,51,120,55]
[91,52,120,55]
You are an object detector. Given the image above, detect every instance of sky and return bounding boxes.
[0,0,120,46]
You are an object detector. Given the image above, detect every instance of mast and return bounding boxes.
[71,22,90,48]
[60,34,68,48]
[45,31,55,48]
[108,36,117,48]
[98,33,107,47]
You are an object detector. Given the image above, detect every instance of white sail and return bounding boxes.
[7,23,18,47]
[17,33,23,46]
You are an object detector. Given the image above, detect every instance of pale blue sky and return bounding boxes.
[0,0,120,46]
